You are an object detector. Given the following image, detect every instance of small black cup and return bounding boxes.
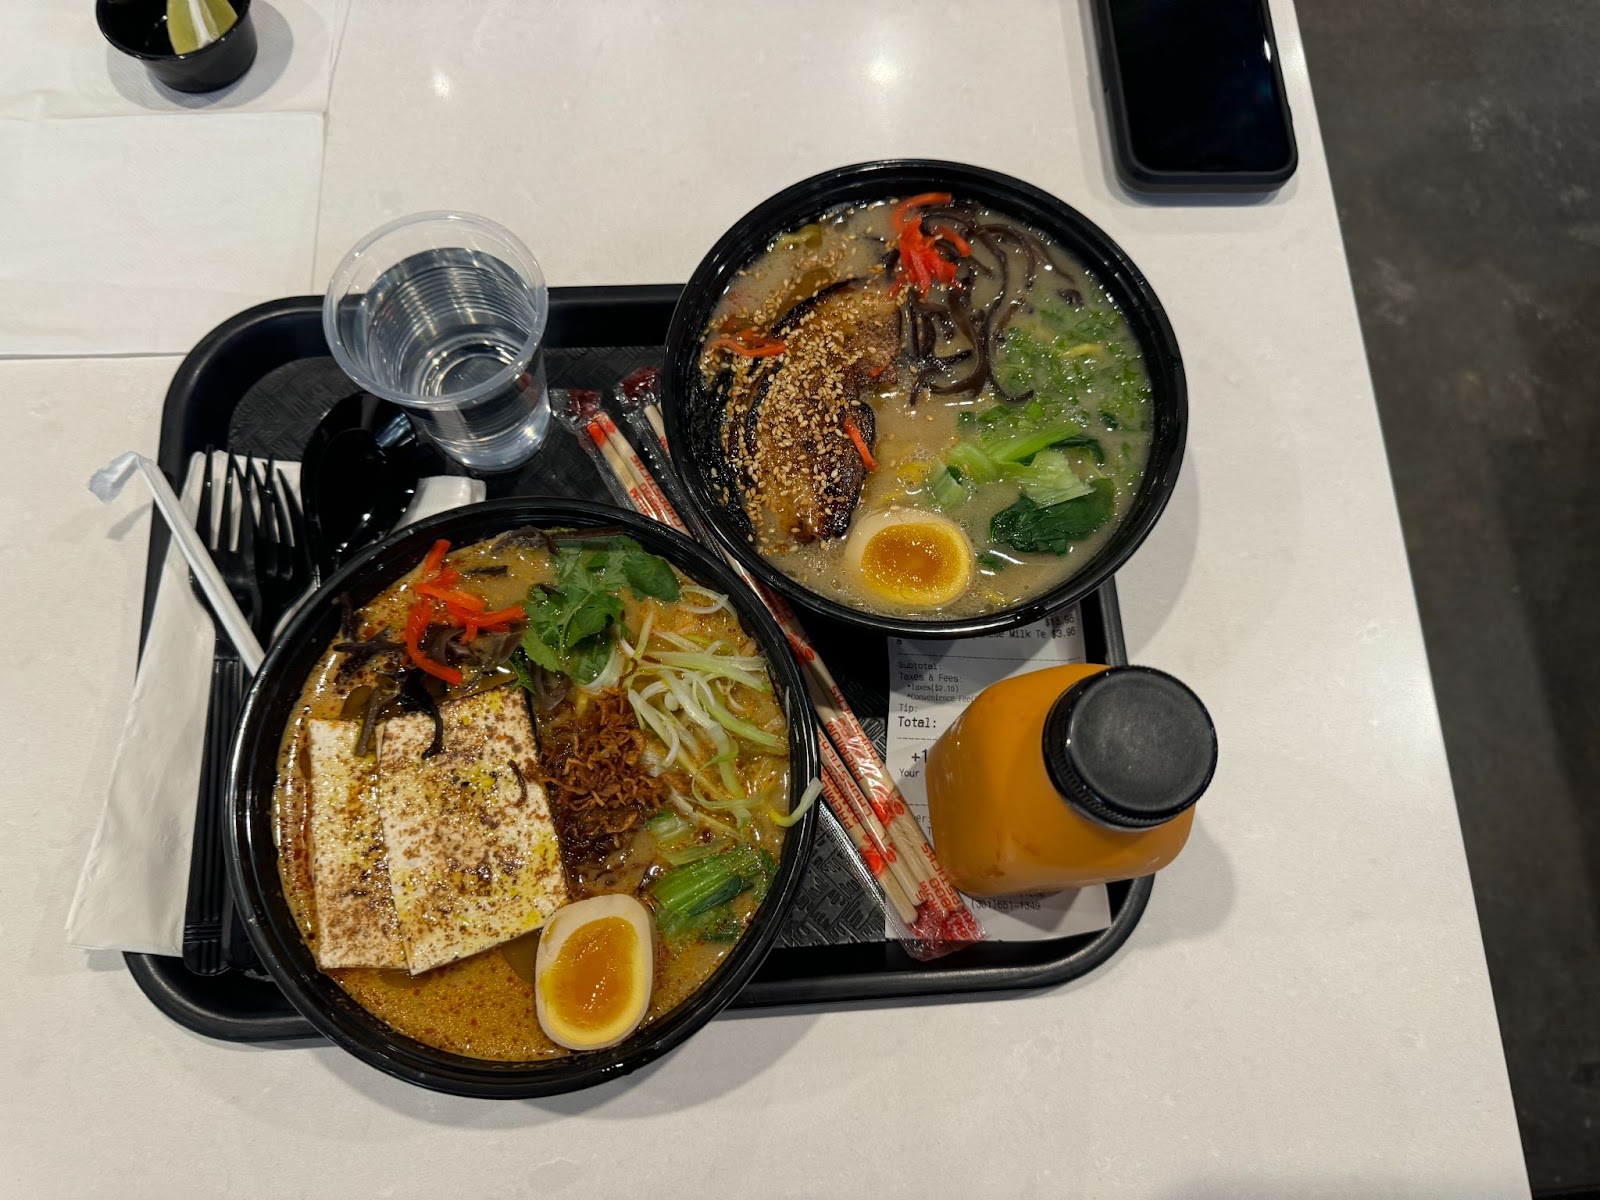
[97,0,257,94]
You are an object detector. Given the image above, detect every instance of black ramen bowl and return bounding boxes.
[662,159,1187,638]
[225,499,820,1098]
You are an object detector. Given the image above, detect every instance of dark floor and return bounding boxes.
[1296,2,1600,1191]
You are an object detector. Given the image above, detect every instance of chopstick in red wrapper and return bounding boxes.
[815,728,922,928]
[550,389,631,506]
[610,369,986,953]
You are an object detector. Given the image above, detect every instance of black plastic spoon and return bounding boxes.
[300,391,422,586]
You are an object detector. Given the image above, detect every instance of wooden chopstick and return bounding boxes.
[817,733,922,923]
[820,763,919,926]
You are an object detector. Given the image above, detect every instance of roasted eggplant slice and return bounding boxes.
[712,283,896,547]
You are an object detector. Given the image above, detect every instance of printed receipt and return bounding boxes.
[887,606,1112,941]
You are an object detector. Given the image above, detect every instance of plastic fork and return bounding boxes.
[248,461,300,633]
[183,450,262,976]
[218,462,310,969]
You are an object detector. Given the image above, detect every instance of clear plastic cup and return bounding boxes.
[323,212,551,472]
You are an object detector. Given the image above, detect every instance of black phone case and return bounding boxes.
[1090,0,1299,194]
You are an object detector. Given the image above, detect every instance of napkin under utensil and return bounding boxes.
[67,452,483,956]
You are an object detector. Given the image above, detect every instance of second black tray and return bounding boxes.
[126,285,1152,1042]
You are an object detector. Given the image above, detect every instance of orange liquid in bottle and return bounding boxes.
[926,663,1199,897]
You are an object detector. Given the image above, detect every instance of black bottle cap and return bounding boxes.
[1042,667,1217,829]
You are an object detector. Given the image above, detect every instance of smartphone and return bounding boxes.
[1091,0,1297,192]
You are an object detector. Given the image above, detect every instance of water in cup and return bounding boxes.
[325,213,551,472]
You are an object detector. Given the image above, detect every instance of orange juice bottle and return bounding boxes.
[926,664,1216,897]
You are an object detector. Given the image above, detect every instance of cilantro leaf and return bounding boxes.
[562,588,624,646]
[520,534,683,683]
[507,649,539,691]
[623,548,681,601]
[520,620,565,674]
[567,633,615,684]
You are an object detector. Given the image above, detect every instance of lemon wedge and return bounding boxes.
[166,0,237,55]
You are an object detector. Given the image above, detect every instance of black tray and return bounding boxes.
[125,286,1153,1042]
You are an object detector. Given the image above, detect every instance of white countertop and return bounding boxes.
[0,2,1530,1196]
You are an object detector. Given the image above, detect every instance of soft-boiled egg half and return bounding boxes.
[534,894,654,1051]
[844,508,976,607]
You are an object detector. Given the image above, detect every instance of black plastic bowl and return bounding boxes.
[662,159,1187,638]
[225,499,820,1098]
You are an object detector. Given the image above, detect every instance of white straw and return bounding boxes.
[90,451,264,674]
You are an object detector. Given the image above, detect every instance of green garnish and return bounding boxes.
[518,535,680,684]
[925,464,970,510]
[646,808,694,844]
[1048,434,1106,465]
[989,296,1152,433]
[1005,449,1094,507]
[507,651,539,690]
[989,478,1117,555]
[623,550,681,602]
[944,440,1001,484]
[650,845,775,939]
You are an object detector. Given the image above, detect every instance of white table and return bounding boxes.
[0,2,1530,1196]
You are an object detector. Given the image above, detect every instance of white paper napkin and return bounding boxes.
[0,112,322,357]
[0,0,348,120]
[66,454,483,955]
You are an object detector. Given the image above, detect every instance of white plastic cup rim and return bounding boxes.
[321,210,550,412]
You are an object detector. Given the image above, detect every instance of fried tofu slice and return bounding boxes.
[374,688,568,974]
[306,719,407,970]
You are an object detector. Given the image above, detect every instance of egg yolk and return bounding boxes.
[860,523,968,602]
[539,916,639,1035]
